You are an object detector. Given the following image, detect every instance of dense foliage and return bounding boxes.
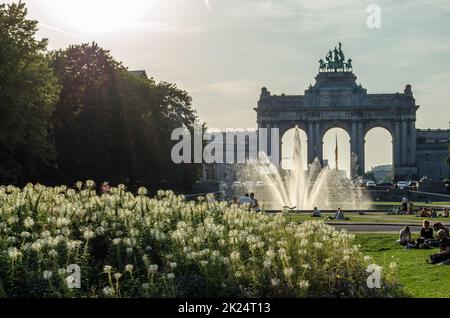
[0,2,60,183]
[0,183,404,298]
[0,3,201,190]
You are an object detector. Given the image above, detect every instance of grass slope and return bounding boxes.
[355,233,450,298]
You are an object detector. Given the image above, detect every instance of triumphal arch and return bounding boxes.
[255,43,419,179]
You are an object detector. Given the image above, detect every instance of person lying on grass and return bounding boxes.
[429,229,450,264]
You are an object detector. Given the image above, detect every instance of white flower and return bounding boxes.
[125,264,134,273]
[43,270,53,280]
[169,262,177,269]
[298,280,310,289]
[126,247,133,255]
[31,241,42,253]
[283,267,294,279]
[7,247,22,261]
[148,264,158,273]
[230,251,240,262]
[389,262,397,270]
[364,256,373,262]
[103,265,113,273]
[103,286,115,296]
[83,229,95,240]
[85,180,95,188]
[58,268,67,275]
[271,278,280,287]
[48,249,58,258]
[20,231,31,238]
[114,273,122,280]
[142,283,149,289]
[167,273,175,280]
[24,217,35,229]
[138,187,148,195]
[112,238,121,245]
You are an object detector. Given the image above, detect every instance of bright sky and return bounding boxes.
[10,0,450,176]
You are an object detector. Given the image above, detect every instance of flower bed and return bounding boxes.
[0,183,404,297]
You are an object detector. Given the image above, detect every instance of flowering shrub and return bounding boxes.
[0,183,404,298]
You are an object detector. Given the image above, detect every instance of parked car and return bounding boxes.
[376,181,393,188]
[396,181,408,190]
[366,181,376,189]
[407,181,418,191]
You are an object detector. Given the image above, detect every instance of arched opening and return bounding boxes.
[322,128,351,179]
[365,127,393,182]
[281,128,308,171]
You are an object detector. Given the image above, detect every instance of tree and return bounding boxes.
[50,42,202,190]
[0,2,60,184]
[447,140,450,165]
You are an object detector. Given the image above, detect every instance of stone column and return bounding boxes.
[394,121,401,170]
[350,122,358,177]
[357,122,365,174]
[401,121,408,165]
[266,122,272,156]
[315,122,323,165]
[409,120,417,165]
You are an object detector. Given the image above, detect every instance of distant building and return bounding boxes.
[368,165,393,182]
[201,130,254,184]
[128,70,148,79]
[416,129,450,180]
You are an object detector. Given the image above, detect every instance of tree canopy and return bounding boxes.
[0,3,202,191]
[0,2,60,183]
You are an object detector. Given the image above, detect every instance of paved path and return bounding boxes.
[328,223,420,232]
[326,222,450,232]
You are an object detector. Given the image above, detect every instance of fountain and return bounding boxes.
[233,127,371,210]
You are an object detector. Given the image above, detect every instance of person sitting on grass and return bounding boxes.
[429,229,450,264]
[441,209,449,218]
[249,192,261,212]
[412,220,435,249]
[335,208,344,220]
[430,208,437,218]
[311,207,321,217]
[420,220,434,239]
[433,222,449,237]
[397,225,412,246]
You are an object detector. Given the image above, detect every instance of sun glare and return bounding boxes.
[61,0,159,33]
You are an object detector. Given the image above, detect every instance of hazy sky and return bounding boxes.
[11,0,450,176]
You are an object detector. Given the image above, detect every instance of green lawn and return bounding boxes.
[287,213,450,224]
[355,233,450,298]
[372,201,450,209]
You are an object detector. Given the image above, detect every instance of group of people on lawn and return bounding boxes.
[387,197,449,218]
[398,220,450,264]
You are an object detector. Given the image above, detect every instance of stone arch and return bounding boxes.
[320,122,352,142]
[321,126,352,175]
[364,126,394,178]
[280,126,308,170]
